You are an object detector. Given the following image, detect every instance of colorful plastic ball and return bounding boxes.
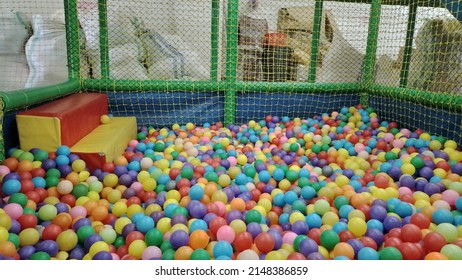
[127,239,146,259]
[3,203,23,220]
[320,230,340,251]
[435,223,458,243]
[18,228,40,246]
[233,231,253,252]
[216,225,235,243]
[347,217,367,237]
[30,251,51,260]
[358,247,379,260]
[245,209,262,224]
[236,249,259,260]
[254,232,275,254]
[170,230,190,250]
[2,179,21,195]
[432,209,454,224]
[38,204,58,221]
[36,240,59,257]
[212,240,233,258]
[56,229,78,251]
[298,238,318,257]
[440,244,462,260]
[379,246,403,260]
[140,246,161,260]
[189,248,211,260]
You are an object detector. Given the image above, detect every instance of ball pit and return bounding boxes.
[1,105,462,260]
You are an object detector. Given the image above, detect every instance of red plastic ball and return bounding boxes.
[20,179,35,193]
[287,252,307,260]
[339,230,356,242]
[384,236,403,248]
[42,224,63,240]
[400,224,422,243]
[398,242,422,260]
[209,217,227,236]
[17,214,38,229]
[307,228,321,245]
[409,213,430,229]
[233,232,253,252]
[422,232,447,252]
[254,232,275,254]
[125,231,145,248]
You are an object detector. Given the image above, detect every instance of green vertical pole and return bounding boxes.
[361,0,381,106]
[210,0,220,81]
[224,0,239,125]
[308,0,324,83]
[64,0,81,81]
[399,1,418,88]
[98,0,110,79]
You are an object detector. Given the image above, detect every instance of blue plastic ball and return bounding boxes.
[357,247,379,260]
[189,185,205,200]
[213,241,233,258]
[2,179,21,195]
[431,209,454,224]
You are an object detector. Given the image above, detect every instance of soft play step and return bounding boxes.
[70,116,137,170]
[16,93,108,152]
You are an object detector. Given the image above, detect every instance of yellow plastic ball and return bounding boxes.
[348,217,367,237]
[89,241,110,258]
[157,217,172,234]
[114,217,132,234]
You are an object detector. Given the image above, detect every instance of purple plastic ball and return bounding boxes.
[424,182,441,196]
[225,210,243,224]
[298,238,318,257]
[69,245,85,260]
[169,230,189,249]
[291,220,309,235]
[383,216,402,232]
[92,251,113,260]
[18,245,36,260]
[247,222,263,239]
[369,205,388,222]
[171,214,188,226]
[121,223,136,239]
[72,217,91,231]
[36,240,59,257]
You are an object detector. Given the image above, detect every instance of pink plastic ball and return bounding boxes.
[128,140,139,149]
[70,205,87,219]
[227,157,237,167]
[111,253,120,260]
[142,246,162,260]
[392,139,404,149]
[216,225,236,243]
[214,202,227,217]
[282,231,297,245]
[0,165,10,176]
[354,143,365,153]
[384,133,394,143]
[3,203,23,220]
[398,187,413,196]
[441,190,459,207]
[130,182,143,192]
[400,129,411,137]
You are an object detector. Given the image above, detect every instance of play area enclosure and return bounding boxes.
[0,0,462,159]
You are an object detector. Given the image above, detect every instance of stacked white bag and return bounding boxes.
[0,9,30,91]
[78,1,148,80]
[24,13,68,88]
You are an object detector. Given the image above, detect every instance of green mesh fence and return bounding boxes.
[0,0,462,157]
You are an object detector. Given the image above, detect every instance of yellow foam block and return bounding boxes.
[17,115,61,152]
[70,117,137,170]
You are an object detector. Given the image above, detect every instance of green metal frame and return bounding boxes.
[1,0,462,162]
